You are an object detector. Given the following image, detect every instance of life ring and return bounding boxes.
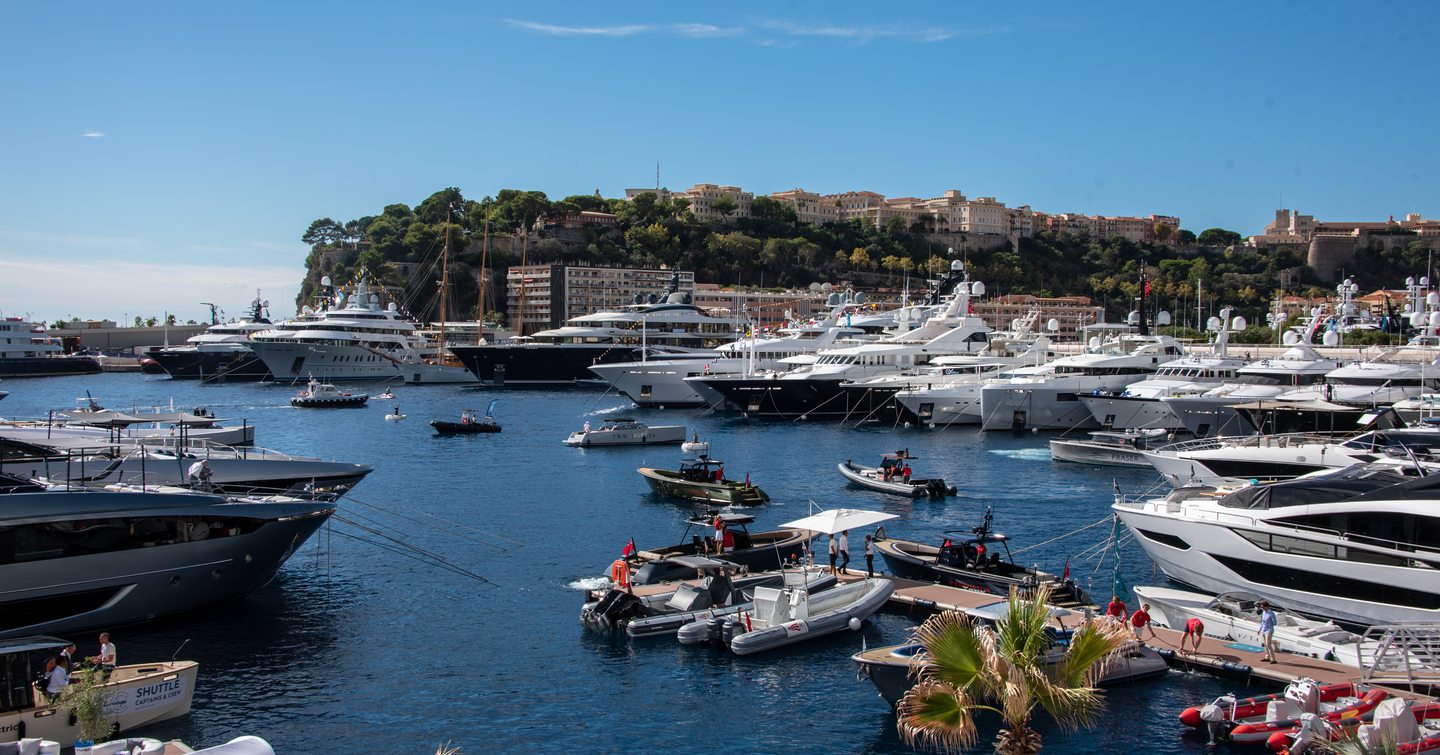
[610,559,630,588]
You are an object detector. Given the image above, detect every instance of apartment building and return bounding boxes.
[975,295,1105,343]
[692,284,827,330]
[505,264,695,335]
[770,189,841,225]
[1252,208,1440,246]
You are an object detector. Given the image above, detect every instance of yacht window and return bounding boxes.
[1211,554,1440,609]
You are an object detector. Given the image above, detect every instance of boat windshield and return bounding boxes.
[1217,466,1422,510]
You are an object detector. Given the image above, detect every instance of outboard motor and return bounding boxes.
[721,617,745,647]
[585,589,642,630]
[1199,694,1237,744]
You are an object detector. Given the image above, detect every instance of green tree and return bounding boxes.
[302,218,343,247]
[750,196,797,224]
[354,249,390,282]
[1177,229,1197,245]
[625,222,673,260]
[849,247,872,271]
[711,195,738,220]
[896,586,1131,755]
[1197,227,1243,247]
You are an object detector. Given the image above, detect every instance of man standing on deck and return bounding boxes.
[864,534,875,578]
[1258,601,1278,663]
[838,530,850,575]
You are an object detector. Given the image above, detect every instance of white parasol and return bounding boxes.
[781,507,897,535]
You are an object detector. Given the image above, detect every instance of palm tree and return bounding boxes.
[895,586,1132,754]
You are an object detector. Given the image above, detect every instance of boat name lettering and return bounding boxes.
[131,677,186,710]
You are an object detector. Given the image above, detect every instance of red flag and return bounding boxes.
[1062,558,1070,581]
[1143,280,1151,294]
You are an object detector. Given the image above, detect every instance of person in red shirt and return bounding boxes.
[1105,596,1128,621]
[1130,602,1154,640]
[1181,617,1206,655]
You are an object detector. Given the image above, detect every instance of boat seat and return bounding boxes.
[665,582,714,612]
[1359,698,1417,751]
[1265,698,1303,722]
[751,586,786,627]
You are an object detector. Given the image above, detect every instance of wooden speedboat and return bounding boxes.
[290,376,367,408]
[0,635,199,744]
[431,402,501,435]
[838,450,956,497]
[637,456,768,505]
[875,507,1092,608]
[563,419,685,447]
[624,513,808,583]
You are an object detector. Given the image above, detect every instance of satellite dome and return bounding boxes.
[320,275,332,287]
[1322,330,1340,347]
[970,281,985,296]
[1127,310,1140,325]
[387,302,398,312]
[1046,318,1060,332]
[854,291,866,304]
[1206,316,1222,332]
[1282,331,1300,345]
[826,293,840,306]
[1231,315,1247,331]
[1156,310,1172,326]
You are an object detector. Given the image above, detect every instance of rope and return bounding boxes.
[1008,514,1114,556]
[341,493,521,550]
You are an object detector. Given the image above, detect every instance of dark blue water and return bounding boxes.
[0,374,1248,753]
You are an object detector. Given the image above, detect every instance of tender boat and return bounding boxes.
[875,508,1092,608]
[581,556,836,638]
[1133,586,1420,670]
[289,376,368,408]
[376,388,395,400]
[837,450,956,497]
[563,419,685,447]
[852,635,1169,707]
[0,635,199,744]
[680,433,710,454]
[637,456,768,505]
[383,407,406,421]
[430,401,501,435]
[676,577,894,655]
[624,513,809,583]
[1282,696,1440,754]
[1049,428,1171,468]
[1180,678,1390,746]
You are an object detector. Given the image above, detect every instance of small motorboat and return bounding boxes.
[637,455,768,505]
[874,507,1092,608]
[681,433,710,454]
[431,400,501,435]
[563,419,686,447]
[384,408,406,421]
[677,577,894,655]
[0,635,200,744]
[581,556,836,638]
[376,388,396,400]
[623,513,810,584]
[1180,678,1390,746]
[853,636,1169,707]
[1280,696,1440,753]
[290,376,368,408]
[838,450,956,497]
[1049,428,1171,468]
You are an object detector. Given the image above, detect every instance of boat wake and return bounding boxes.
[568,576,612,592]
[588,404,632,417]
[987,449,1053,462]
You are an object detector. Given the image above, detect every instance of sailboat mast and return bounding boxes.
[438,213,452,358]
[478,215,490,343]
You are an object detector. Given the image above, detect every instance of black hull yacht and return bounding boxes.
[147,349,271,381]
[448,342,649,387]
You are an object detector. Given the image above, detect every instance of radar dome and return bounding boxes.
[1429,292,1439,308]
[647,293,658,304]
[1231,315,1247,331]
[1411,312,1427,329]
[1126,310,1140,325]
[1430,311,1440,329]
[1206,316,1222,332]
[1322,330,1340,347]
[369,293,379,305]
[1046,318,1060,332]
[827,293,841,306]
[809,283,821,292]
[1011,319,1022,331]
[970,281,985,296]
[821,282,833,292]
[1282,331,1300,345]
[854,291,866,304]
[302,305,313,315]
[387,302,398,312]
[320,275,332,287]
[951,259,963,271]
[1156,310,1172,326]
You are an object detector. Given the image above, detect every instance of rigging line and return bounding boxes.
[330,515,495,584]
[326,526,494,586]
[339,495,521,547]
[1007,515,1114,556]
[338,503,516,554]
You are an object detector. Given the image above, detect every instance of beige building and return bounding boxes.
[1252,208,1440,246]
[769,189,841,225]
[975,295,1104,343]
[683,184,753,223]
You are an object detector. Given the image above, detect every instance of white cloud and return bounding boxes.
[82,130,106,138]
[0,257,303,324]
[753,18,1006,43]
[504,19,653,36]
[0,230,145,250]
[671,23,745,38]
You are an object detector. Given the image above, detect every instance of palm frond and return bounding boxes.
[993,586,1056,665]
[896,679,983,753]
[1052,618,1132,688]
[910,611,992,691]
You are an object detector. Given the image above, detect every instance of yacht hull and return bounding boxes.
[449,343,646,387]
[249,341,407,382]
[0,495,335,639]
[979,385,1104,432]
[690,377,861,419]
[1079,394,1185,431]
[0,356,102,378]
[147,348,271,382]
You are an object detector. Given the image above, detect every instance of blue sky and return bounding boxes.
[2,1,1435,324]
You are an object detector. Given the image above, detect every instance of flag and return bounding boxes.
[622,538,636,557]
[1062,558,1070,582]
[1112,479,1121,498]
[1143,279,1151,295]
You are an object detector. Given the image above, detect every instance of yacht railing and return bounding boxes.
[1357,624,1440,688]
[1153,432,1351,455]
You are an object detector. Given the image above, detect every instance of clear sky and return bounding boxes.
[2,1,1435,324]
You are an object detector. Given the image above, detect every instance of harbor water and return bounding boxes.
[1,374,1239,753]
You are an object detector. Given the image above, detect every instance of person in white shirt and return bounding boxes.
[96,632,117,680]
[45,656,70,699]
[864,534,876,577]
[838,530,850,575]
[827,534,838,575]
